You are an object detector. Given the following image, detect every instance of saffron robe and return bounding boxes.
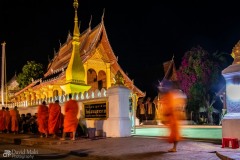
[5,110,11,131]
[161,91,182,143]
[10,109,19,132]
[0,110,5,131]
[63,99,79,132]
[59,113,64,129]
[48,103,61,134]
[37,104,49,134]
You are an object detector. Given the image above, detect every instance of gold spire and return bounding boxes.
[73,0,80,41]
[61,0,90,94]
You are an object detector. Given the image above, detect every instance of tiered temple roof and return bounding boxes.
[14,11,145,98]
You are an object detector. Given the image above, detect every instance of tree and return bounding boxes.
[177,46,233,124]
[17,61,45,89]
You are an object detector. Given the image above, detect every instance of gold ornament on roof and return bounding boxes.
[232,40,240,64]
[114,71,125,86]
[73,0,78,9]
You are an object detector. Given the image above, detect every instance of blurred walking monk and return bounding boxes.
[37,101,49,138]
[10,106,20,134]
[0,107,6,133]
[60,94,79,140]
[158,80,186,152]
[48,100,61,138]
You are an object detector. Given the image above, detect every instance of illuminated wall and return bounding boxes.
[223,66,240,113]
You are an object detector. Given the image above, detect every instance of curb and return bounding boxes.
[132,135,222,144]
[216,151,234,160]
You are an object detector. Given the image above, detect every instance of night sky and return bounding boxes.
[0,0,240,98]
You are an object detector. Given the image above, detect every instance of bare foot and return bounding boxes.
[168,148,177,152]
[60,138,66,141]
[71,138,75,141]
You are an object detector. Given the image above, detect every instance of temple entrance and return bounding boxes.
[87,69,98,91]
[97,70,106,90]
[87,69,107,91]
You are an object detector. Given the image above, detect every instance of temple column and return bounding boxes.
[106,63,111,89]
[24,91,31,107]
[222,66,240,140]
[222,42,240,140]
[103,85,131,137]
[84,63,88,84]
[132,93,138,133]
[103,71,131,137]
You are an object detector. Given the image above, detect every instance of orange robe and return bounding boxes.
[59,113,64,129]
[37,104,49,134]
[63,99,79,132]
[161,92,181,143]
[10,109,19,132]
[0,110,5,131]
[5,110,11,131]
[48,103,61,134]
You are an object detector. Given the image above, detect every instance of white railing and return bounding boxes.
[12,88,107,108]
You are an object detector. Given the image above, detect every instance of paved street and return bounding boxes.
[0,125,239,160]
[0,133,239,160]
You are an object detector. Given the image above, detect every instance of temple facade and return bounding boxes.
[9,0,145,108]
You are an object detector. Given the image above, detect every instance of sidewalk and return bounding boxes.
[0,133,239,160]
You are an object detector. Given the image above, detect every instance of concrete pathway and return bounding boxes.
[0,133,239,160]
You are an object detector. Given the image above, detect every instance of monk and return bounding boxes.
[48,100,61,138]
[0,107,6,133]
[37,101,49,138]
[59,112,64,134]
[10,106,20,134]
[5,107,11,133]
[158,80,186,152]
[60,94,79,140]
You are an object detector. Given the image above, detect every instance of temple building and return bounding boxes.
[10,0,145,108]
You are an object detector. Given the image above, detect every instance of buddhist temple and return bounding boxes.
[9,0,145,108]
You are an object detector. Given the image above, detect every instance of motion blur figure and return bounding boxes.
[158,80,187,152]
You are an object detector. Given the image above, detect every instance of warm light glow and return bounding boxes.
[226,84,240,101]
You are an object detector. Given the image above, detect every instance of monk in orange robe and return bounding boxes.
[48,100,61,138]
[5,107,11,133]
[0,107,6,133]
[158,80,186,152]
[59,113,64,134]
[60,94,79,140]
[10,106,20,134]
[37,101,49,138]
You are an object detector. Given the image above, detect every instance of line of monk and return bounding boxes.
[37,94,79,140]
[0,106,20,134]
[37,100,64,138]
[0,94,79,140]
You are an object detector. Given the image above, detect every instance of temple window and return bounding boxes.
[87,69,98,90]
[98,70,106,90]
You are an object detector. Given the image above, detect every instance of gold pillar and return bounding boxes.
[106,63,111,89]
[84,63,88,84]
[48,90,53,98]
[48,85,53,98]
